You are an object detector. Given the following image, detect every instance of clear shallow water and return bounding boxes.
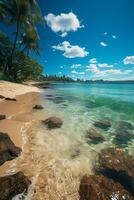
[42,83,134,151]
[15,83,134,200]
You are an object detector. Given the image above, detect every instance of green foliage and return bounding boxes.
[42,75,75,82]
[0,0,44,82]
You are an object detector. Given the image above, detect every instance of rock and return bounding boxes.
[113,129,134,147]
[42,117,63,129]
[86,127,105,144]
[33,105,44,110]
[45,95,54,98]
[53,96,65,104]
[94,119,111,130]
[0,95,5,99]
[33,82,51,89]
[79,175,134,200]
[0,114,6,120]
[0,132,22,165]
[117,121,134,130]
[0,171,31,200]
[5,97,16,101]
[98,148,134,195]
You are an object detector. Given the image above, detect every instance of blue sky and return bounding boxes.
[35,0,134,80]
[1,0,134,80]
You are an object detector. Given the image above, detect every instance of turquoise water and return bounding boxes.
[30,82,134,199]
[42,83,134,152]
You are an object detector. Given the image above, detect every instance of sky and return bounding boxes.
[1,0,134,80]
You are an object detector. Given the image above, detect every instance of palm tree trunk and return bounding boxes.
[10,18,20,65]
[5,16,20,75]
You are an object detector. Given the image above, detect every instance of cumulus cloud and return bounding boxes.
[71,70,78,74]
[86,64,132,77]
[98,63,113,68]
[45,12,83,37]
[100,42,107,47]
[52,41,89,58]
[104,32,108,35]
[89,58,97,63]
[71,64,82,68]
[79,72,85,75]
[123,56,134,64]
[112,35,117,39]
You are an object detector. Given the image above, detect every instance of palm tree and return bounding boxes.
[0,0,43,73]
[20,24,41,56]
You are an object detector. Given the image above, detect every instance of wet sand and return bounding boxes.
[0,81,41,176]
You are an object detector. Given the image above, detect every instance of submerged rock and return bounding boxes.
[113,120,134,147]
[86,127,105,144]
[94,119,111,130]
[98,148,134,195]
[53,96,65,104]
[42,117,63,129]
[45,94,54,98]
[0,132,22,165]
[33,105,44,110]
[5,97,16,101]
[113,129,134,147]
[0,171,31,200]
[33,82,51,89]
[117,121,134,130]
[79,175,134,200]
[0,114,6,120]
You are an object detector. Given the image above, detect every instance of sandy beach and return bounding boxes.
[0,81,41,176]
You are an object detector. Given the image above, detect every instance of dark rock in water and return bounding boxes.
[98,148,134,195]
[117,121,134,130]
[45,94,54,98]
[5,97,16,101]
[94,119,111,130]
[0,132,22,165]
[0,95,5,99]
[0,114,6,120]
[79,175,134,200]
[33,105,44,110]
[42,117,63,129]
[53,97,65,104]
[86,127,105,144]
[33,82,51,89]
[113,129,134,147]
[46,97,55,101]
[0,171,31,200]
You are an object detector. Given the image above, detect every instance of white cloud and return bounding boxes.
[52,41,89,58]
[79,72,85,75]
[71,70,78,74]
[112,35,117,39]
[104,32,108,35]
[123,56,134,64]
[100,42,107,47]
[71,64,82,68]
[89,58,97,63]
[86,63,132,77]
[98,63,113,68]
[45,12,83,37]
[58,72,62,74]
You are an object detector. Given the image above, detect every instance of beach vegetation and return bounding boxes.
[0,0,44,82]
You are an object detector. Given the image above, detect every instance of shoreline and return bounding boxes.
[0,81,41,176]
